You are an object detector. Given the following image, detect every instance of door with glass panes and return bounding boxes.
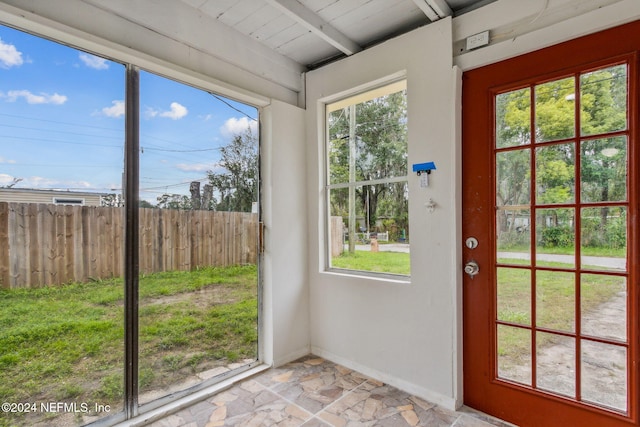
[462,21,639,426]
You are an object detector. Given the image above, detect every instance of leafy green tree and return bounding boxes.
[535,77,575,142]
[328,91,408,232]
[207,127,258,212]
[496,64,628,249]
[103,193,154,208]
[536,144,575,209]
[581,66,627,136]
[496,87,530,148]
[579,66,627,234]
[101,193,125,207]
[156,193,192,210]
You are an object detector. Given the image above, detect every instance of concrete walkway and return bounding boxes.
[353,243,410,253]
[351,245,626,271]
[498,252,625,270]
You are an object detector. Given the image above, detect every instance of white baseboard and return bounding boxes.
[311,347,458,411]
[272,346,311,368]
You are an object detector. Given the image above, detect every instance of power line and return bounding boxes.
[209,93,257,122]
[0,134,122,148]
[5,163,118,168]
[141,146,218,153]
[0,112,122,133]
[139,176,209,192]
[0,123,123,140]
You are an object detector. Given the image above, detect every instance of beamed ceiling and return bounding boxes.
[4,0,629,104]
[177,0,496,68]
[87,0,496,70]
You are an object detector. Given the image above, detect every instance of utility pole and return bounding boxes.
[190,181,201,210]
[348,104,356,254]
[202,184,213,210]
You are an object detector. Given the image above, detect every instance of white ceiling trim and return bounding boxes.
[412,0,453,21]
[80,0,305,92]
[0,0,289,105]
[426,0,454,17]
[264,0,362,56]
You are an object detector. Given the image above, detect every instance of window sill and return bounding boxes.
[322,268,411,284]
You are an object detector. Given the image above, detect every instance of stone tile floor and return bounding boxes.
[147,355,515,427]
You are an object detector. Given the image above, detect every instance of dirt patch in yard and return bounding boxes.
[499,291,627,412]
[142,283,240,309]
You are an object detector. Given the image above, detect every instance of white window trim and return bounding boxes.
[322,79,410,279]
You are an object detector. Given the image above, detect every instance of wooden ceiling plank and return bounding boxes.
[264,0,362,55]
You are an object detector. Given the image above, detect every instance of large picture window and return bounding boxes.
[0,23,259,427]
[326,81,409,277]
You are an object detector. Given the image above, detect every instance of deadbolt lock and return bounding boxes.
[465,237,478,249]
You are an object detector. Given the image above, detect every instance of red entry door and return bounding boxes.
[462,21,640,427]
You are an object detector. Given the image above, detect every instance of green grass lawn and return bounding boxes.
[0,265,257,426]
[331,251,410,275]
[498,244,626,258]
[496,262,625,376]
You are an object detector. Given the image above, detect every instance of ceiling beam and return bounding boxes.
[412,0,453,21]
[264,0,362,56]
[427,0,454,17]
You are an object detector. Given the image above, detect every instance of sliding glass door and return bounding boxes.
[136,70,259,407]
[0,24,260,427]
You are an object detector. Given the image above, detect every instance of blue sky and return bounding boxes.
[0,24,258,203]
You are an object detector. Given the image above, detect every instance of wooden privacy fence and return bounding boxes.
[330,216,344,257]
[0,202,258,289]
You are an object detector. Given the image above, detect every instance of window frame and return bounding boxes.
[322,79,410,280]
[53,197,85,205]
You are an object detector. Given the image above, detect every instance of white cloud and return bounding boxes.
[144,107,158,119]
[26,176,92,189]
[176,162,216,172]
[221,117,258,138]
[160,102,188,120]
[0,38,23,68]
[79,53,109,70]
[0,156,16,164]
[0,173,16,186]
[0,173,94,190]
[3,90,67,105]
[145,102,188,120]
[102,100,125,118]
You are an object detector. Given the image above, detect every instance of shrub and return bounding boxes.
[497,230,529,249]
[539,226,573,247]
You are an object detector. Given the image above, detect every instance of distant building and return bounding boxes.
[0,188,104,206]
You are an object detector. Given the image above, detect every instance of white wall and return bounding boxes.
[305,18,462,409]
[304,0,640,411]
[261,100,310,367]
[454,0,640,71]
